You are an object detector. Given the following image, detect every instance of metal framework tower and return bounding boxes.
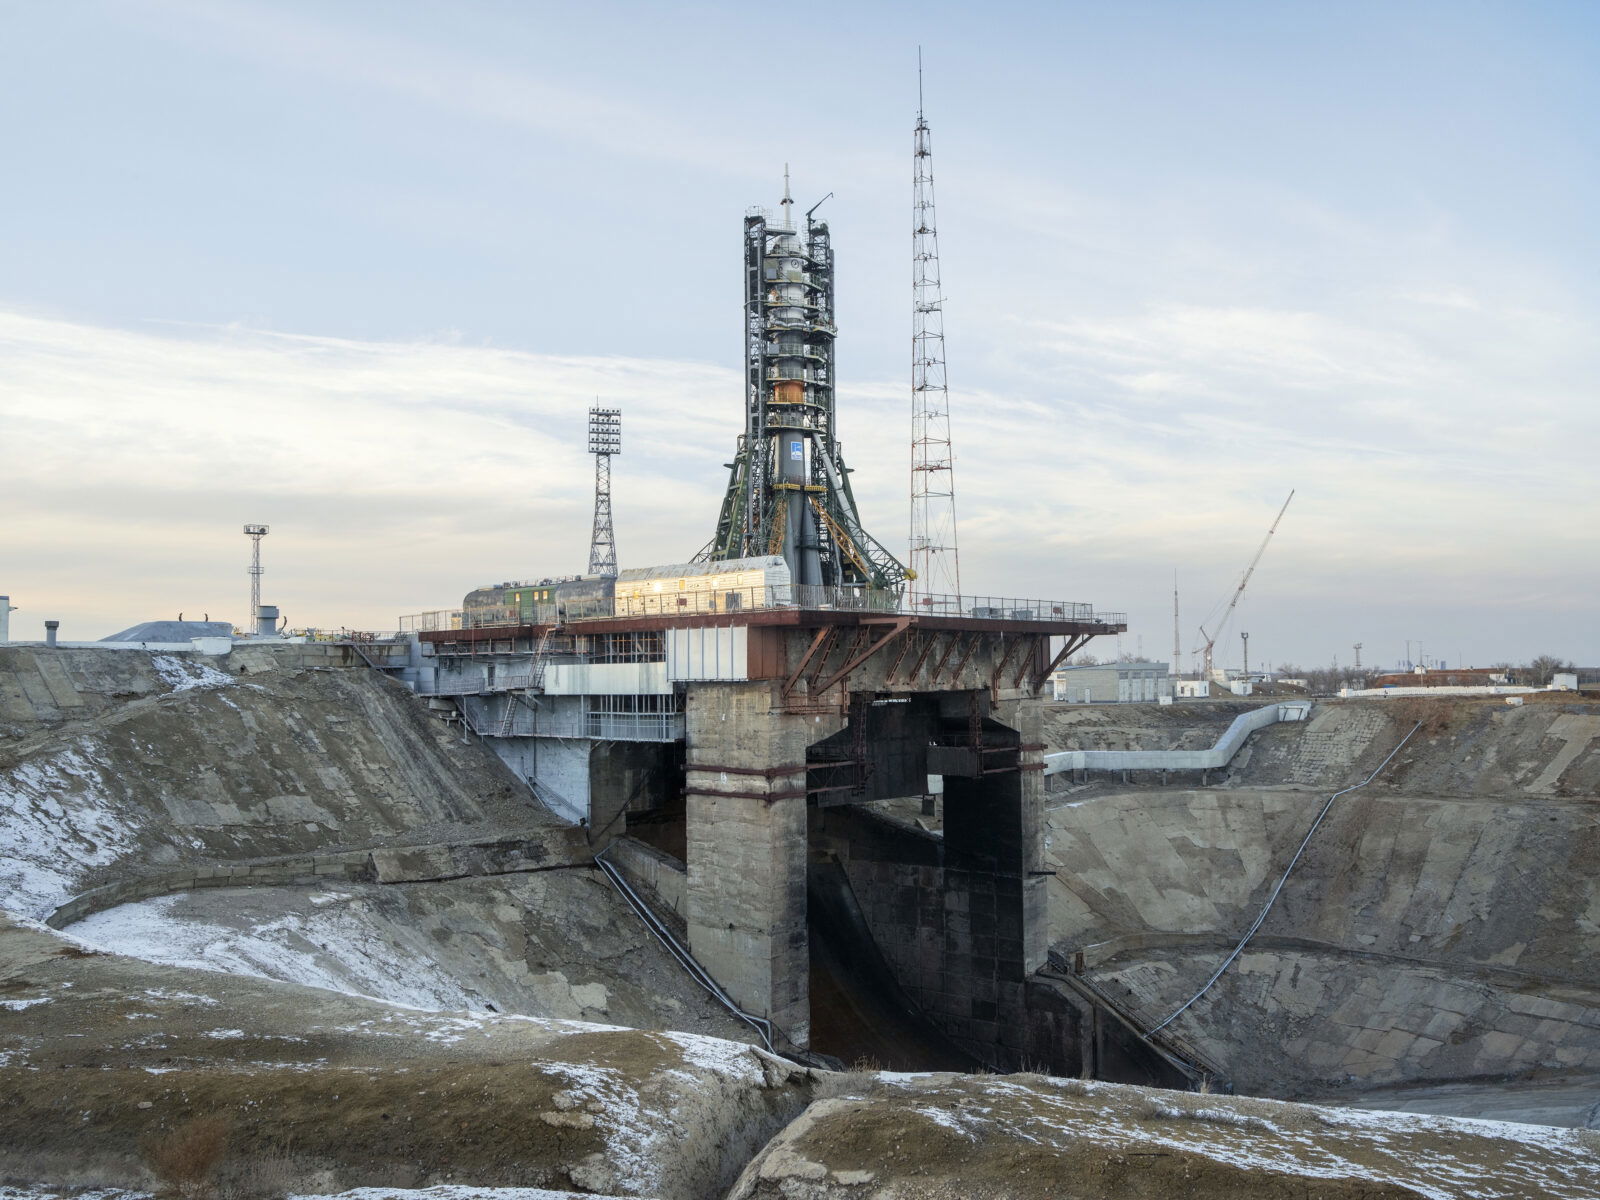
[243,524,269,622]
[909,61,962,605]
[588,406,621,577]
[703,171,904,591]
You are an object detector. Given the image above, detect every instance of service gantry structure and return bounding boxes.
[702,172,905,593]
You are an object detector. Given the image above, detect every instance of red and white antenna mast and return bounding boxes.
[909,51,961,607]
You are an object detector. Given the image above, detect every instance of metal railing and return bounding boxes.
[399,609,463,634]
[406,588,1123,633]
[585,712,685,742]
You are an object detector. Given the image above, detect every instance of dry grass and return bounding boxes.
[1387,697,1456,737]
[144,1115,231,1200]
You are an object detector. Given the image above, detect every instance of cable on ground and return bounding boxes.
[1147,720,1424,1035]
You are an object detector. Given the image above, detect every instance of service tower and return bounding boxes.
[704,172,905,593]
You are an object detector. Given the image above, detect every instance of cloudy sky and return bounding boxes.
[2,0,1595,669]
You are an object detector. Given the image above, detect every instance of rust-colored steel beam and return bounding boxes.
[925,632,964,688]
[900,630,940,686]
[1030,631,1094,694]
[885,624,918,684]
[940,631,982,688]
[814,618,910,694]
[782,626,834,700]
[803,627,844,694]
[989,634,1028,691]
[1013,634,1046,689]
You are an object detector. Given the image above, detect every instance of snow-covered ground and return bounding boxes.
[833,1073,1600,1200]
[0,1187,648,1200]
[0,651,239,920]
[0,742,136,919]
[67,891,488,1011]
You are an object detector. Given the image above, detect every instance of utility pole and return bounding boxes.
[1172,572,1180,677]
[243,524,269,625]
[588,406,621,577]
[909,49,962,606]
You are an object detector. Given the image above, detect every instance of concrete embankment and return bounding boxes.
[1041,697,1600,1109]
[0,644,753,1042]
[6,665,1600,1193]
[0,644,535,920]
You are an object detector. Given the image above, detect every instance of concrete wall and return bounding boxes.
[684,680,838,1047]
[46,829,591,928]
[604,835,688,924]
[1043,698,1600,1095]
[803,701,1086,1073]
[1233,700,1600,796]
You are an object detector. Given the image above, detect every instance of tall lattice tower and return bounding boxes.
[909,61,962,605]
[242,524,269,623]
[588,406,620,576]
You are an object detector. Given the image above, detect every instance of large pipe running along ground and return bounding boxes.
[592,845,778,1054]
[1042,701,1312,777]
[1146,720,1424,1036]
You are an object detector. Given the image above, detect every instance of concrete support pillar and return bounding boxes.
[937,700,1048,1059]
[683,681,839,1047]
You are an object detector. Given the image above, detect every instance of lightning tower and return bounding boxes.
[909,57,962,606]
[704,170,904,591]
[588,406,621,577]
[243,524,269,624]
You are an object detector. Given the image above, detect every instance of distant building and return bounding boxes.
[1368,667,1509,689]
[1052,661,1172,704]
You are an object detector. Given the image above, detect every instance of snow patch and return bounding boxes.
[0,743,137,919]
[150,654,235,693]
[70,893,499,1012]
[291,1189,643,1200]
[0,997,50,1011]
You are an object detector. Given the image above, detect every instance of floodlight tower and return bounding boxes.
[588,407,621,577]
[909,55,962,606]
[243,524,269,624]
[703,170,905,591]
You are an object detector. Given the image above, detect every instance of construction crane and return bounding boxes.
[1195,491,1294,683]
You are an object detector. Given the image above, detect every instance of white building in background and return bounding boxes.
[1052,661,1172,704]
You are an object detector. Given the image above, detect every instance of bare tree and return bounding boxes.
[1525,655,1575,686]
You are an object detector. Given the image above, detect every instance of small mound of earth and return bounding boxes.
[728,1072,1600,1200]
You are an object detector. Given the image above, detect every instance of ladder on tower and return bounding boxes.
[491,625,559,739]
[495,694,522,738]
[531,625,558,691]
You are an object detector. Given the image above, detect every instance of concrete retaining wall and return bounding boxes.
[603,835,688,923]
[45,830,592,929]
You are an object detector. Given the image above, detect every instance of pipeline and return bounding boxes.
[1041,952,1229,1093]
[592,844,778,1055]
[1147,720,1424,1035]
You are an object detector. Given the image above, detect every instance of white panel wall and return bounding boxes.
[665,626,748,681]
[542,661,671,695]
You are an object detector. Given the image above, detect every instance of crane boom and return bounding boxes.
[1198,490,1294,682]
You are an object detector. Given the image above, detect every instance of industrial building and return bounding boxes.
[1051,660,1172,704]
